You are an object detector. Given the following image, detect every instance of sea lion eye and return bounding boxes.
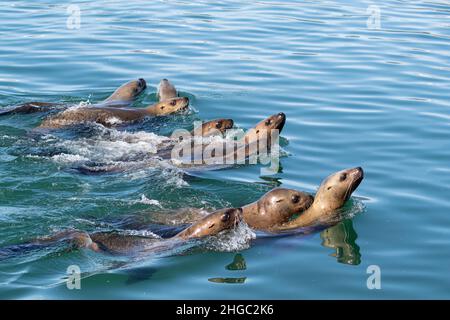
[265,120,272,126]
[291,195,300,203]
[170,100,177,106]
[339,173,347,181]
[221,212,230,222]
[160,106,165,109]
[216,121,222,129]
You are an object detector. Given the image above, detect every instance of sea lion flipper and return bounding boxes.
[0,229,96,260]
[0,102,61,116]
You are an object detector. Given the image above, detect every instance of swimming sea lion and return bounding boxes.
[10,208,242,257]
[191,118,234,137]
[102,78,147,106]
[241,188,314,231]
[74,113,285,174]
[174,207,242,240]
[38,96,189,129]
[121,188,313,233]
[269,167,364,232]
[171,112,286,167]
[0,79,147,116]
[0,102,63,116]
[157,79,177,101]
[242,112,286,145]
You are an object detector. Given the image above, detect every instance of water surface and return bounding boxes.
[1,0,450,299]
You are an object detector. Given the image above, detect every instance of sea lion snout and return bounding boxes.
[347,167,364,194]
[138,78,147,89]
[275,112,286,131]
[176,96,189,111]
[261,112,286,131]
[180,97,190,110]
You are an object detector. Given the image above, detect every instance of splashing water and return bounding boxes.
[204,222,256,252]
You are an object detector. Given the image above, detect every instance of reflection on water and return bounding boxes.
[208,253,247,284]
[320,219,361,266]
[226,253,247,271]
[208,277,246,284]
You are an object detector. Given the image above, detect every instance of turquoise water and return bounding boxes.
[1,0,450,299]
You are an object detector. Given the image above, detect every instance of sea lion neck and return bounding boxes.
[285,194,336,229]
[241,200,260,221]
[144,104,159,115]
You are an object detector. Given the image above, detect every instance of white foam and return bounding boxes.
[65,100,92,111]
[52,126,168,164]
[121,229,161,238]
[104,116,124,125]
[51,153,89,164]
[204,222,256,252]
[138,195,162,207]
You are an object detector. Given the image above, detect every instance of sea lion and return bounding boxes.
[38,96,189,129]
[191,118,234,137]
[119,188,313,233]
[157,79,178,101]
[8,208,243,257]
[242,112,286,145]
[175,207,242,240]
[0,79,147,116]
[74,113,285,174]
[269,167,364,232]
[241,188,314,231]
[171,112,286,166]
[103,78,147,105]
[0,102,63,115]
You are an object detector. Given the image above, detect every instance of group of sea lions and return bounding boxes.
[0,78,364,259]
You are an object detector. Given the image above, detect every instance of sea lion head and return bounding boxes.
[314,167,364,212]
[176,208,243,240]
[157,78,178,101]
[193,118,234,137]
[245,188,313,230]
[150,97,189,115]
[105,78,147,102]
[244,112,286,144]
